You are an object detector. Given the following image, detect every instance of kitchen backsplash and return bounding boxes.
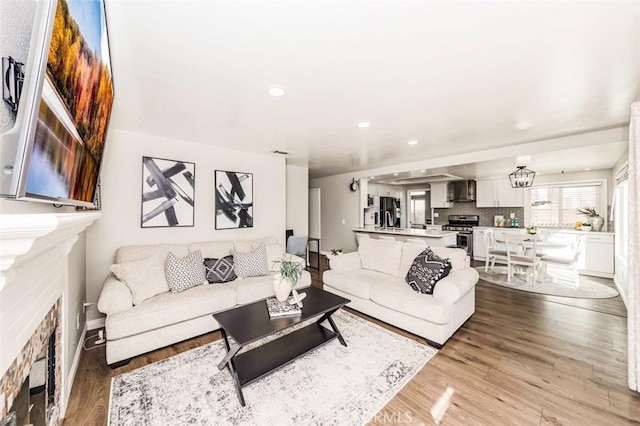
[433,204,525,227]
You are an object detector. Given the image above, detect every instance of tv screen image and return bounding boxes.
[24,0,113,205]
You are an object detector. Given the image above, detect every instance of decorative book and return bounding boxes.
[266,297,302,318]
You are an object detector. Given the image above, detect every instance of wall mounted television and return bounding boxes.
[0,0,114,208]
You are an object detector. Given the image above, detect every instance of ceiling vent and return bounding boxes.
[270,150,291,155]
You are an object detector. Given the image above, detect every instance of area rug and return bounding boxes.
[475,265,619,298]
[108,310,437,425]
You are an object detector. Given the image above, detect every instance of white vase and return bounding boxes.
[273,276,293,302]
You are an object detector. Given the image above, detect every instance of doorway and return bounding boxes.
[408,189,431,228]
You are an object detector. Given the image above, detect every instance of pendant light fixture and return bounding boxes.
[509,165,536,188]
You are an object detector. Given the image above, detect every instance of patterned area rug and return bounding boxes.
[108,310,437,425]
[475,265,619,298]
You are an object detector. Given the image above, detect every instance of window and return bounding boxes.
[529,183,602,227]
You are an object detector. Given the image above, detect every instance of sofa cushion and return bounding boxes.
[323,269,396,300]
[430,247,468,270]
[114,244,189,264]
[188,240,234,259]
[232,243,270,278]
[223,271,312,304]
[165,250,207,293]
[358,238,403,276]
[109,256,169,305]
[106,283,237,340]
[432,268,479,304]
[233,237,278,253]
[204,256,237,283]
[265,243,286,272]
[369,279,450,324]
[399,243,428,277]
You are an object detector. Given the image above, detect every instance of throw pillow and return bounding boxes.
[165,250,207,293]
[110,256,169,305]
[203,255,237,283]
[232,243,270,278]
[405,248,452,295]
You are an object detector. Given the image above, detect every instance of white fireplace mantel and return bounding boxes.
[0,212,101,292]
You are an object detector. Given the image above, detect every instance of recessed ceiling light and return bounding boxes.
[358,122,371,128]
[584,167,591,171]
[267,86,286,97]
[370,176,375,179]
[393,173,399,176]
[514,120,532,130]
[420,169,426,173]
[408,140,418,145]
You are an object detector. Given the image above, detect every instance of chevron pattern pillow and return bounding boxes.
[405,248,452,295]
[203,255,237,283]
[165,250,207,293]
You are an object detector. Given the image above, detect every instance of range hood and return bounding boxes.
[447,180,476,202]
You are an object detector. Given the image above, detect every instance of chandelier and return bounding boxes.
[509,166,536,188]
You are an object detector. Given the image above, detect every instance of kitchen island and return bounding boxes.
[353,227,457,247]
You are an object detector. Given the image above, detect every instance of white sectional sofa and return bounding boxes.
[323,238,479,348]
[97,237,310,366]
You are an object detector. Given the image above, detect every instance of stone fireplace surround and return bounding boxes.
[0,212,100,424]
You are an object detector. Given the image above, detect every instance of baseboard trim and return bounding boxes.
[87,318,105,331]
[62,323,86,417]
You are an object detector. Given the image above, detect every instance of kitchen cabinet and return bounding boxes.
[476,179,524,208]
[430,183,452,208]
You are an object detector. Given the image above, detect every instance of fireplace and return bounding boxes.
[0,212,101,425]
[0,300,62,425]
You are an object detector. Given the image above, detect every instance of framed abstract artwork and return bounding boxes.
[215,170,253,229]
[141,156,195,228]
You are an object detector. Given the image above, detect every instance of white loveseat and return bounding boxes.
[323,238,479,347]
[97,237,310,366]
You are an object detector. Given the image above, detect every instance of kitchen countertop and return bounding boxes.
[353,227,457,238]
[473,226,614,236]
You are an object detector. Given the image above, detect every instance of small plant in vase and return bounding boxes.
[577,207,604,231]
[273,259,304,302]
[330,248,343,256]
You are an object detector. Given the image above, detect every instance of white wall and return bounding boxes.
[85,129,286,321]
[286,165,309,237]
[309,174,361,253]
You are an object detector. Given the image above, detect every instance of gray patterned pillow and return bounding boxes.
[165,250,207,293]
[405,248,452,295]
[204,255,237,283]
[231,243,269,278]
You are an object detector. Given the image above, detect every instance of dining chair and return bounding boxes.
[540,234,585,286]
[378,235,396,241]
[504,234,542,284]
[481,229,508,272]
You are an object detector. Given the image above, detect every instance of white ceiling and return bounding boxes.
[105,1,639,179]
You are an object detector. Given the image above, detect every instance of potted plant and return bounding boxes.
[273,258,304,301]
[330,248,343,256]
[580,222,592,232]
[526,226,538,235]
[577,207,604,231]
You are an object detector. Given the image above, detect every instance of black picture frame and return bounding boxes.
[141,156,195,228]
[215,170,253,229]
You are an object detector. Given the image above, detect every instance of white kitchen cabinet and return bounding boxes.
[546,231,614,278]
[430,183,452,208]
[476,179,524,208]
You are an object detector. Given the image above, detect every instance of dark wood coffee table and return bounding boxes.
[212,286,350,406]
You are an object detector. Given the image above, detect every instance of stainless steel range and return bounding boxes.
[442,215,479,254]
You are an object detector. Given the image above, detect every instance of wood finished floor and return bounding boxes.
[64,259,640,425]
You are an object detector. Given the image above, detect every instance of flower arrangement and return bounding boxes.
[577,207,598,217]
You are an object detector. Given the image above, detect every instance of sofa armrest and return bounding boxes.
[328,252,361,271]
[432,268,479,304]
[430,247,470,269]
[98,274,133,315]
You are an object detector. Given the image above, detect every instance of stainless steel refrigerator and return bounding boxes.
[379,197,401,227]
